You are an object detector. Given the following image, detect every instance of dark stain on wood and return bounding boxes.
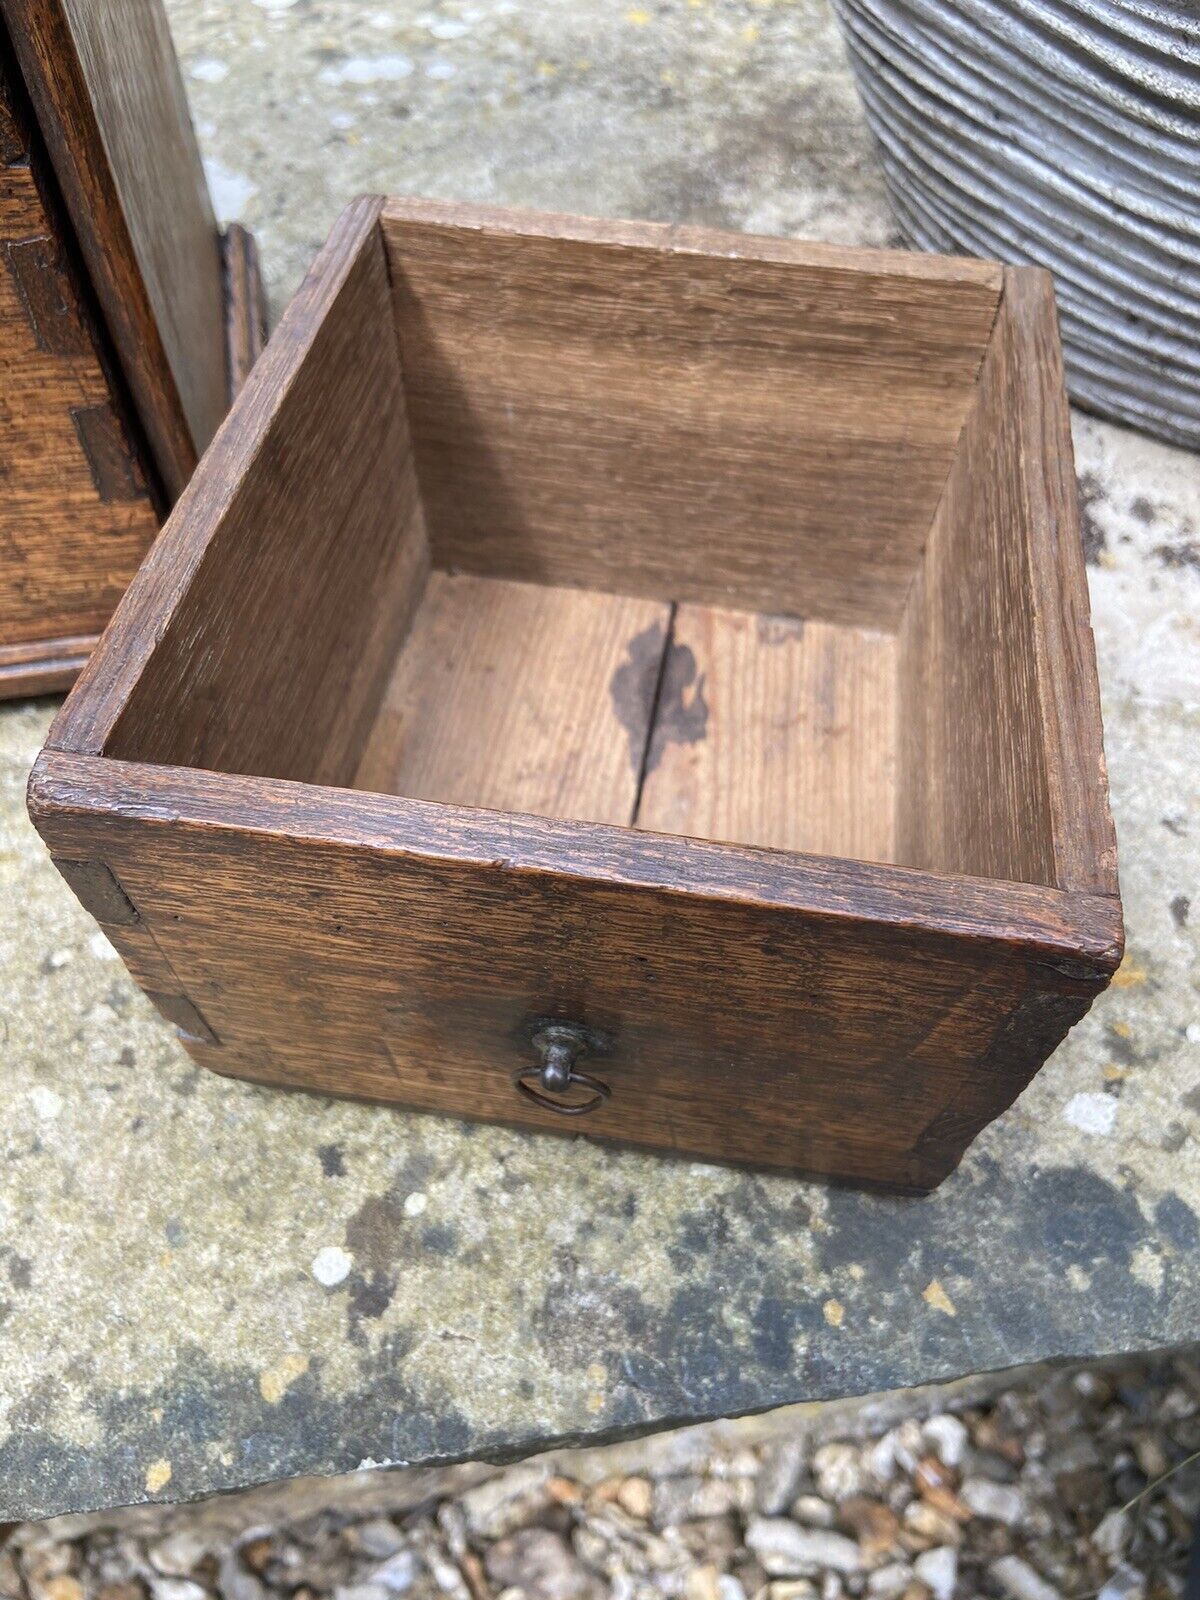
[0,62,26,165]
[756,613,807,647]
[145,990,220,1046]
[70,402,148,503]
[609,616,668,774]
[50,857,141,926]
[3,235,86,355]
[644,634,709,778]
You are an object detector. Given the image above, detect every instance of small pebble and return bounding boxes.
[792,1495,836,1529]
[813,1444,869,1504]
[148,1583,205,1600]
[836,1497,899,1559]
[1093,1508,1132,1559]
[368,1552,420,1594]
[148,1536,210,1579]
[757,1441,808,1515]
[345,1522,404,1560]
[616,1477,653,1520]
[1098,1565,1146,1600]
[990,1555,1061,1600]
[959,1478,1025,1526]
[901,1502,962,1551]
[310,1246,352,1286]
[653,1475,738,1528]
[920,1417,967,1470]
[685,1564,722,1600]
[912,1548,955,1600]
[864,1564,912,1599]
[745,1521,862,1578]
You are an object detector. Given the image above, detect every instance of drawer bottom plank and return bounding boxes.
[355,571,670,827]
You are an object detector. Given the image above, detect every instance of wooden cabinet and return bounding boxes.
[28,198,1121,1190]
[0,0,263,697]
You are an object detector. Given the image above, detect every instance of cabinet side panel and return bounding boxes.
[1,0,228,494]
[0,40,159,658]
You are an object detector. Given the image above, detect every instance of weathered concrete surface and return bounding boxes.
[0,0,1196,1524]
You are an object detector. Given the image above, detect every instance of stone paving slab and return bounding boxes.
[0,0,1196,1524]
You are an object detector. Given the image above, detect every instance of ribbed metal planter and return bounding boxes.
[830,0,1200,449]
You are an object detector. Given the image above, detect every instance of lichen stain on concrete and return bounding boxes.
[923,1280,957,1318]
[259,1353,309,1404]
[1078,470,1108,564]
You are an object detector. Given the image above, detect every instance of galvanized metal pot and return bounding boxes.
[831,0,1200,449]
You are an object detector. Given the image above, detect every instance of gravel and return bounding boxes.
[3,1353,1197,1600]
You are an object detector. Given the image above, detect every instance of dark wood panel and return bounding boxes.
[1,0,227,496]
[222,223,267,401]
[382,198,1002,629]
[0,41,159,654]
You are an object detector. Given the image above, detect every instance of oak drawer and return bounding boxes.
[28,197,1122,1191]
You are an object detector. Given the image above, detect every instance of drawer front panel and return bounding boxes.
[85,816,1057,1191]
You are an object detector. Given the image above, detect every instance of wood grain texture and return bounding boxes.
[222,223,267,401]
[0,635,95,696]
[1,0,226,496]
[0,42,159,658]
[638,607,896,860]
[382,198,1002,628]
[1000,269,1119,895]
[356,573,668,826]
[50,843,222,1044]
[28,751,1123,1191]
[895,267,1119,895]
[55,198,429,791]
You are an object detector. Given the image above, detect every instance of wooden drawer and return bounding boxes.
[28,197,1122,1191]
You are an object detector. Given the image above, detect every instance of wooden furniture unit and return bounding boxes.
[0,0,264,698]
[28,198,1122,1191]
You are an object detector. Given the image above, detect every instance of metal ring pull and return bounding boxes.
[514,1022,612,1116]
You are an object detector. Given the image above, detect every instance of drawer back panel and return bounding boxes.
[382,201,1002,631]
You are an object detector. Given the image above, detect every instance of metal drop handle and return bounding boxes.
[513,1022,612,1116]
